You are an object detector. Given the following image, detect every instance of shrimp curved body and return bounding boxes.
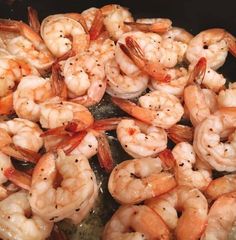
[103,205,170,240]
[0,118,43,152]
[108,157,176,204]
[117,119,167,158]
[41,13,89,57]
[0,191,53,240]
[205,174,236,200]
[39,97,94,130]
[201,191,236,240]
[146,186,208,240]
[29,150,98,222]
[13,75,53,122]
[172,142,212,190]
[218,82,236,107]
[0,19,54,73]
[105,58,148,99]
[81,7,99,30]
[193,108,236,171]
[186,28,236,70]
[113,90,184,129]
[61,52,106,106]
[162,27,193,44]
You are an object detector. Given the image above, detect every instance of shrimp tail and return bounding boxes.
[96,131,114,173]
[49,225,68,240]
[92,117,125,131]
[0,19,20,33]
[167,124,194,144]
[89,9,104,40]
[158,149,176,170]
[27,6,40,34]
[188,57,207,84]
[4,167,31,191]
[0,93,14,115]
[225,32,236,57]
[40,126,71,137]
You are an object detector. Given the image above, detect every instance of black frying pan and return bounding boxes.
[0,0,236,239]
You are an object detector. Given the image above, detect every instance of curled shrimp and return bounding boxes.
[60,52,106,106]
[103,205,170,240]
[205,174,236,200]
[108,156,176,204]
[112,90,184,129]
[201,191,236,240]
[186,28,236,70]
[146,186,208,240]
[41,13,89,58]
[105,58,148,99]
[29,150,97,223]
[0,191,53,240]
[13,75,54,122]
[116,119,167,158]
[162,27,193,44]
[193,108,236,172]
[0,19,54,73]
[172,142,212,190]
[39,97,94,131]
[218,82,236,107]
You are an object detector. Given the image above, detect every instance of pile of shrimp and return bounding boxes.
[0,3,236,240]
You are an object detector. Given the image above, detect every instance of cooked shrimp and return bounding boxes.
[218,82,236,107]
[108,157,176,204]
[41,13,89,57]
[205,174,236,200]
[186,28,236,70]
[162,27,193,44]
[193,108,236,171]
[81,7,99,30]
[126,18,172,33]
[0,118,43,153]
[0,191,53,240]
[60,52,106,106]
[172,142,212,190]
[27,6,40,34]
[103,205,170,240]
[39,97,94,131]
[13,75,54,122]
[149,67,189,97]
[116,119,167,158]
[29,150,97,222]
[146,186,208,240]
[100,4,133,41]
[112,90,184,129]
[0,19,54,73]
[105,58,148,99]
[201,191,236,240]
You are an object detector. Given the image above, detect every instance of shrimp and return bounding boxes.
[201,191,236,240]
[172,142,212,190]
[39,97,94,131]
[0,19,54,73]
[100,4,134,41]
[116,119,167,158]
[102,205,170,240]
[0,191,53,240]
[146,186,208,240]
[13,75,54,122]
[81,7,99,30]
[60,52,106,106]
[29,150,97,222]
[149,67,189,97]
[0,118,43,153]
[218,82,236,107]
[162,27,193,44]
[112,90,184,129]
[108,157,176,204]
[126,18,172,33]
[205,174,236,200]
[105,58,149,99]
[40,13,89,58]
[186,28,236,70]
[193,108,236,172]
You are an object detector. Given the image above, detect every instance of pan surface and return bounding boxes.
[0,0,236,239]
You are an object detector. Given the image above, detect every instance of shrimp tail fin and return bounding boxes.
[96,131,114,173]
[92,117,125,131]
[0,93,14,115]
[27,6,40,34]
[158,149,176,170]
[225,32,236,57]
[4,167,31,191]
[188,57,207,84]
[89,9,104,40]
[167,124,194,144]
